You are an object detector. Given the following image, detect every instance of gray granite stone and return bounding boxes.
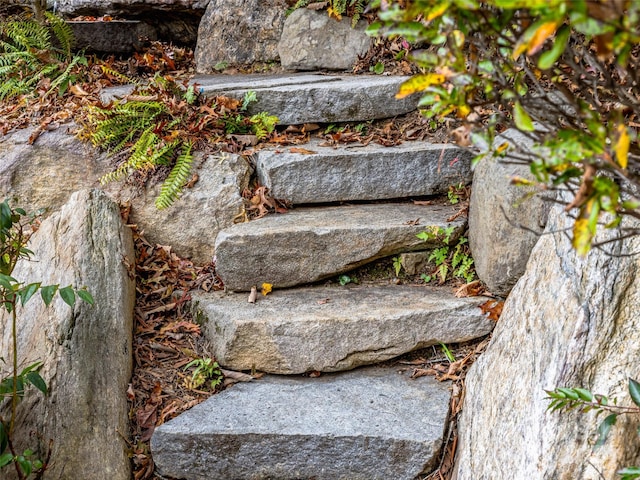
[192,285,493,374]
[152,366,451,480]
[214,202,465,291]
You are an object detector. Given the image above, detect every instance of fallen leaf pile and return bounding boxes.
[123,204,225,480]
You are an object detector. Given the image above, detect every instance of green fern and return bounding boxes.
[0,13,84,101]
[44,11,74,58]
[155,142,194,209]
[250,112,278,140]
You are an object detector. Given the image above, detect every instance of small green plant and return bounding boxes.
[338,275,353,286]
[439,342,455,363]
[417,226,475,284]
[184,357,223,391]
[370,61,384,74]
[0,12,86,101]
[0,200,93,479]
[392,256,402,277]
[546,379,640,479]
[447,183,467,205]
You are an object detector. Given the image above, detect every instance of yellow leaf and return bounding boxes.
[457,104,471,118]
[572,217,592,256]
[512,20,558,60]
[614,123,629,169]
[526,21,558,56]
[327,7,341,20]
[426,1,451,22]
[261,283,273,296]
[396,74,446,99]
[496,142,510,154]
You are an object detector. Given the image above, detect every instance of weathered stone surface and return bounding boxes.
[214,202,465,291]
[0,126,111,216]
[67,20,157,53]
[399,251,432,275]
[0,189,135,480]
[193,74,419,124]
[52,0,210,14]
[195,0,287,71]
[278,8,371,71]
[456,204,640,479]
[468,128,551,296]
[119,152,252,264]
[257,139,472,203]
[53,0,207,45]
[192,285,493,374]
[152,366,451,480]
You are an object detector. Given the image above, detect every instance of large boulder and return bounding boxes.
[456,204,640,479]
[119,152,252,264]
[195,0,288,71]
[0,189,135,480]
[468,129,551,296]
[0,126,111,216]
[278,9,371,71]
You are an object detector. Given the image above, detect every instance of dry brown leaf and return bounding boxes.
[479,299,504,321]
[290,147,317,155]
[454,280,484,298]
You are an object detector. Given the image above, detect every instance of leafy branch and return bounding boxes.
[546,379,640,479]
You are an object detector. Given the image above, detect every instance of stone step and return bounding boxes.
[151,366,451,480]
[214,202,465,291]
[192,73,418,125]
[191,285,493,374]
[257,139,473,204]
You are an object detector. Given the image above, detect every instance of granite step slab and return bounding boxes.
[191,285,493,374]
[151,366,451,480]
[214,202,465,291]
[257,139,473,204]
[191,73,419,124]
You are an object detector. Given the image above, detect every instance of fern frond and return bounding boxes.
[99,65,137,86]
[250,112,278,140]
[100,125,159,184]
[155,142,194,210]
[45,12,74,59]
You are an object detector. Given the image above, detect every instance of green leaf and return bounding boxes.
[513,101,535,131]
[538,25,570,70]
[0,452,12,467]
[618,466,640,480]
[26,372,47,395]
[18,282,40,306]
[574,388,594,402]
[595,413,617,448]
[58,286,76,307]
[17,455,31,476]
[629,378,640,407]
[76,289,94,305]
[40,285,58,307]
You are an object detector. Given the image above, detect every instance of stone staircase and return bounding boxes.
[149,74,494,480]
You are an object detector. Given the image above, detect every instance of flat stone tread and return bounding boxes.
[193,284,486,325]
[192,73,408,94]
[257,139,473,203]
[154,366,451,441]
[217,202,463,237]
